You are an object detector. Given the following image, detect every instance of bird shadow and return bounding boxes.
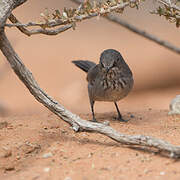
[91,109,169,125]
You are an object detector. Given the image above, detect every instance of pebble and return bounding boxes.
[130,114,135,118]
[169,95,180,115]
[43,167,50,172]
[5,166,15,171]
[0,147,12,158]
[160,171,165,175]
[64,177,72,180]
[42,152,53,158]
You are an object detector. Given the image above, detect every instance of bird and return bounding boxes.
[72,49,133,122]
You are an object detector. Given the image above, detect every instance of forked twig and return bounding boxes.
[8,14,73,36]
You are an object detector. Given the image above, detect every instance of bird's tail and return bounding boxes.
[72,60,96,73]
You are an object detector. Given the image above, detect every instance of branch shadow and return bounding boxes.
[41,126,180,160]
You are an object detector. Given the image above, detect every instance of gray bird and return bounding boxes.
[72,49,133,122]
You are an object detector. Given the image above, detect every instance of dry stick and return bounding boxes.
[106,14,180,54]
[1,31,180,158]
[8,14,73,36]
[71,0,180,55]
[1,0,180,158]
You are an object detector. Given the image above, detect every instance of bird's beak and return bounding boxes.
[105,67,110,74]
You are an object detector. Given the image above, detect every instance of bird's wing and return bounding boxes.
[72,60,96,73]
[87,64,100,85]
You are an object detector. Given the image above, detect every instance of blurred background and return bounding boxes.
[0,0,180,116]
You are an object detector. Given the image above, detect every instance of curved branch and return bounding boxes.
[1,30,180,158]
[8,13,72,36]
[21,24,73,36]
[1,0,180,159]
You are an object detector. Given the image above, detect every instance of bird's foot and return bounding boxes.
[114,116,129,122]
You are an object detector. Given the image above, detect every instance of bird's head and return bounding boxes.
[100,49,121,73]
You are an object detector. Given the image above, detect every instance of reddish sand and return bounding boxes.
[1,108,180,180]
[1,0,180,179]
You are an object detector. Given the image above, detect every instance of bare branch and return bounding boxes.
[106,14,180,54]
[27,24,73,35]
[12,0,28,9]
[0,0,27,28]
[71,0,180,54]
[8,13,31,36]
[8,13,73,36]
[1,30,180,158]
[0,0,15,28]
[2,0,180,159]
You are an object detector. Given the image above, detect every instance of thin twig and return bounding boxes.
[106,14,180,54]
[6,1,131,36]
[22,24,73,36]
[8,14,72,36]
[71,0,180,54]
[8,13,66,28]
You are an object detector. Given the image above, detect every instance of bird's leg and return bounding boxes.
[90,100,97,122]
[114,102,128,122]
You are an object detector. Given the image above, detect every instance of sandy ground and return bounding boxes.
[1,0,180,179]
[1,104,180,180]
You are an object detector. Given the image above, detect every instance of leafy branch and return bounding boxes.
[152,0,180,27]
[5,0,143,36]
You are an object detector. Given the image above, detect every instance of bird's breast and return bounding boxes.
[102,67,128,90]
[89,67,133,102]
